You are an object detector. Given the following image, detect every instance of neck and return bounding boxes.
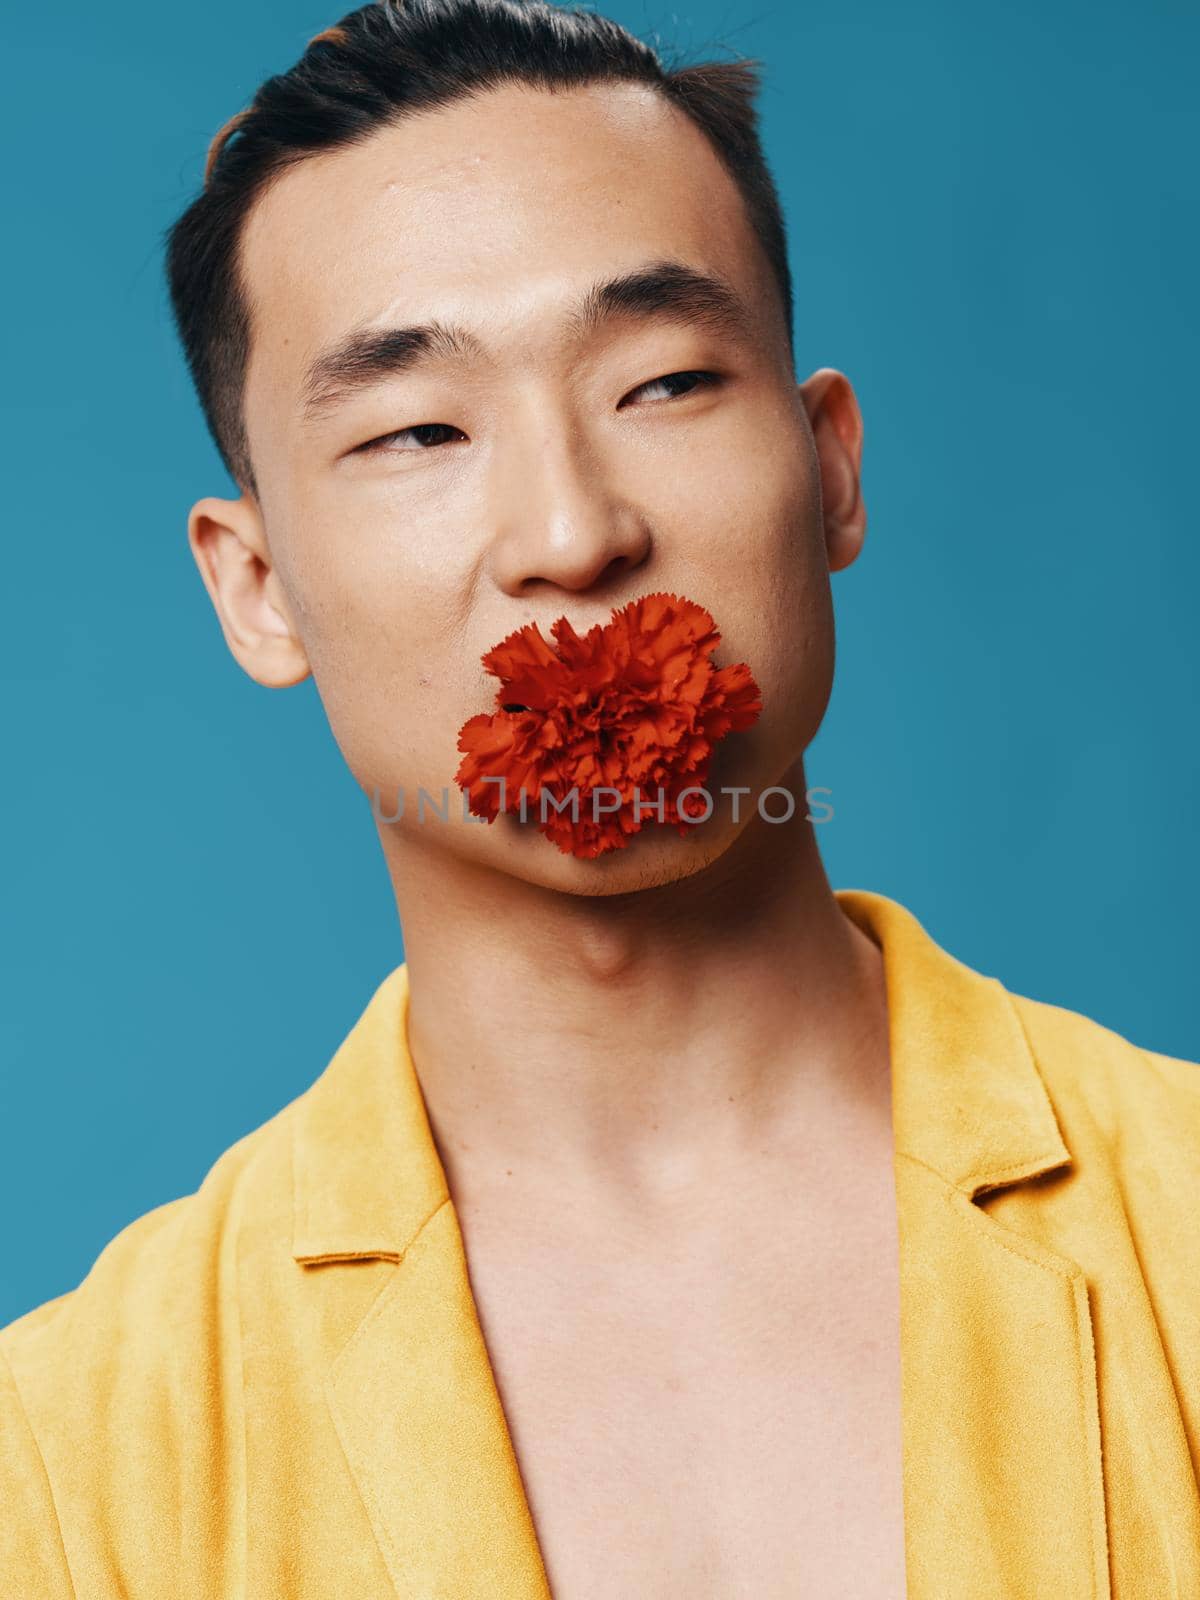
[380,782,888,1221]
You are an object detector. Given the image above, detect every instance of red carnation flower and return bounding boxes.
[454,591,763,860]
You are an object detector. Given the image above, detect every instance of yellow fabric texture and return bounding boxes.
[2,889,1199,1597]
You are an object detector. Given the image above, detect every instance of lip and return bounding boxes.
[454,589,763,860]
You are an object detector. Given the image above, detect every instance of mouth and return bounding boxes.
[455,591,763,860]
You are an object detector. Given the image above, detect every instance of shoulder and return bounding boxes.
[0,1090,301,1587]
[0,1338,75,1595]
[2,1091,297,1377]
[1012,988,1200,1116]
[1008,988,1200,1185]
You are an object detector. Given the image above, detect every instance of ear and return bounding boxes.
[187,493,312,688]
[797,368,867,573]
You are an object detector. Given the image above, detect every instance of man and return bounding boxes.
[2,2,1197,1596]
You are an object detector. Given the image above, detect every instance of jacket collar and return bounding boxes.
[288,889,1106,1600]
[291,959,442,1264]
[835,889,1072,1198]
[292,887,1072,1263]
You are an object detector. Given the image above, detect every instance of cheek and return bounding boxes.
[281,509,450,669]
[632,411,830,749]
[273,520,459,780]
[752,578,835,758]
[736,510,836,753]
[715,452,829,656]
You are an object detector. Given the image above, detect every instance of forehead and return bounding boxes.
[238,80,774,416]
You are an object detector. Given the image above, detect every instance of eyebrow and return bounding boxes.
[298,259,755,424]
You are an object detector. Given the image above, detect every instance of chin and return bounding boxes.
[486,803,743,898]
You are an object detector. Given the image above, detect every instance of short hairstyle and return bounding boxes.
[163,0,795,498]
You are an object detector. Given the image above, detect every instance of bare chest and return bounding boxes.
[456,1174,907,1600]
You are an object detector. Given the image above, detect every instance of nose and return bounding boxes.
[486,409,653,599]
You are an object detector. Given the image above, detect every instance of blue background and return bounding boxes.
[3,0,1196,1325]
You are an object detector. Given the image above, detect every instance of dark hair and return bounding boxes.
[163,0,794,498]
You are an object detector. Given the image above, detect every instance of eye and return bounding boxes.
[356,369,720,455]
[620,369,720,407]
[357,421,466,455]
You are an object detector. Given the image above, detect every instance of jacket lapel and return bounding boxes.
[291,965,552,1599]
[290,892,1111,1600]
[838,890,1111,1599]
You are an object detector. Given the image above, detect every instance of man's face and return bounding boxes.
[199,80,863,893]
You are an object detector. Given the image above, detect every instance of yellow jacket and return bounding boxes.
[3,889,1199,1597]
